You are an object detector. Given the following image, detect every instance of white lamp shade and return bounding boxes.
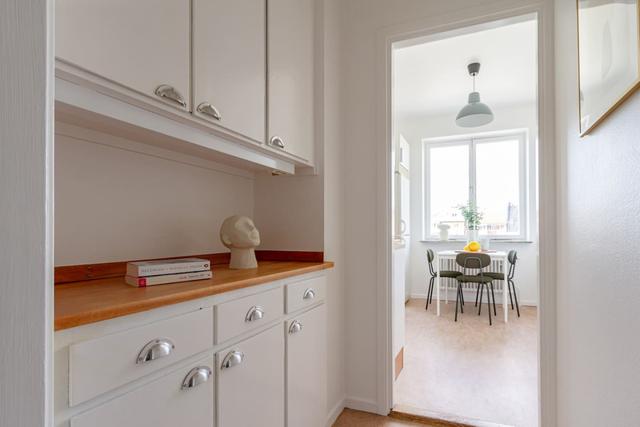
[455,91,494,127]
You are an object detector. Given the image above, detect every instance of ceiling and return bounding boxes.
[393,19,538,117]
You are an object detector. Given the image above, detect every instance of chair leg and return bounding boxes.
[425,276,434,310]
[490,282,497,316]
[478,284,484,315]
[459,283,465,306]
[429,276,435,304]
[458,284,464,314]
[454,283,460,322]
[510,279,521,317]
[475,284,480,307]
[507,279,514,309]
[485,284,492,326]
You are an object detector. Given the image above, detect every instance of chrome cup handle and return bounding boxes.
[221,350,244,370]
[303,288,316,300]
[154,84,187,108]
[136,338,175,364]
[181,366,212,390]
[245,306,264,322]
[288,320,303,335]
[197,102,222,120]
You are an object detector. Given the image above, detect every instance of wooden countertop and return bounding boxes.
[55,261,334,331]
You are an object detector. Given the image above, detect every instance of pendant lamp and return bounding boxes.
[455,62,494,127]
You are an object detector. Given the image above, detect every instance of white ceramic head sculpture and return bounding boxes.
[220,215,261,269]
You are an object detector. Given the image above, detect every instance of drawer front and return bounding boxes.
[286,275,326,313]
[71,355,214,427]
[215,287,283,343]
[69,308,213,406]
[217,325,284,427]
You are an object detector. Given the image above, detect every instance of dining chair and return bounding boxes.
[483,250,520,317]
[425,249,462,311]
[455,252,495,325]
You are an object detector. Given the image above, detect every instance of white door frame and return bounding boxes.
[374,2,556,426]
[0,0,55,425]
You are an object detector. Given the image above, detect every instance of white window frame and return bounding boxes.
[422,129,528,241]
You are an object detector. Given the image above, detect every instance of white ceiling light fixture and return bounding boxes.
[455,62,494,127]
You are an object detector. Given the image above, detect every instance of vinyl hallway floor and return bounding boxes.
[333,408,430,426]
[394,298,538,427]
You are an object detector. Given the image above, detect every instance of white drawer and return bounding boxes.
[215,287,283,343]
[69,308,213,406]
[286,275,326,313]
[71,355,214,427]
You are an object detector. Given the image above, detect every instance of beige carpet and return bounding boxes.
[394,298,538,427]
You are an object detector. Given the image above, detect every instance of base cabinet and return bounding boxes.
[70,356,214,427]
[286,305,327,427]
[217,324,285,427]
[56,274,329,427]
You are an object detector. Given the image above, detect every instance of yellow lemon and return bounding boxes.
[463,244,470,251]
[468,241,481,252]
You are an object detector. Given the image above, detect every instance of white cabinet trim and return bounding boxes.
[56,77,297,174]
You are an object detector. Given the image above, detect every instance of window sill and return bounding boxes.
[420,239,534,244]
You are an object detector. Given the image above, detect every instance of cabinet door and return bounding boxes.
[56,0,190,110]
[70,356,214,427]
[217,325,284,427]
[193,0,266,142]
[286,304,326,427]
[267,0,315,162]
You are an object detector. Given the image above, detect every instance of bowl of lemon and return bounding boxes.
[463,241,482,252]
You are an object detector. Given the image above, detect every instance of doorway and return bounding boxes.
[390,14,540,427]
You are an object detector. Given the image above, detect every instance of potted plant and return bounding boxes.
[458,202,483,243]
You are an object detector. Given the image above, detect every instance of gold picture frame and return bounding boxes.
[577,0,640,136]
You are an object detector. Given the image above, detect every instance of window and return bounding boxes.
[423,132,527,239]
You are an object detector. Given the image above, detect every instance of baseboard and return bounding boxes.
[410,293,538,307]
[343,396,380,414]
[326,397,346,427]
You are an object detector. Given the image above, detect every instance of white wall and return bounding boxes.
[555,0,640,425]
[399,103,539,305]
[253,173,323,251]
[335,0,551,413]
[322,0,348,420]
[55,123,254,265]
[0,0,53,425]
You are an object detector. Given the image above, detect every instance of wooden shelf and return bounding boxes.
[55,261,333,331]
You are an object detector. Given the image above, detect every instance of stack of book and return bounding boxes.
[125,258,212,287]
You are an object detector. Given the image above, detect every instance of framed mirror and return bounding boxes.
[577,0,640,136]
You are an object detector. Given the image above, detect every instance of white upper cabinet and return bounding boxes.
[267,0,315,162]
[56,0,191,111]
[193,0,266,143]
[55,0,317,171]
